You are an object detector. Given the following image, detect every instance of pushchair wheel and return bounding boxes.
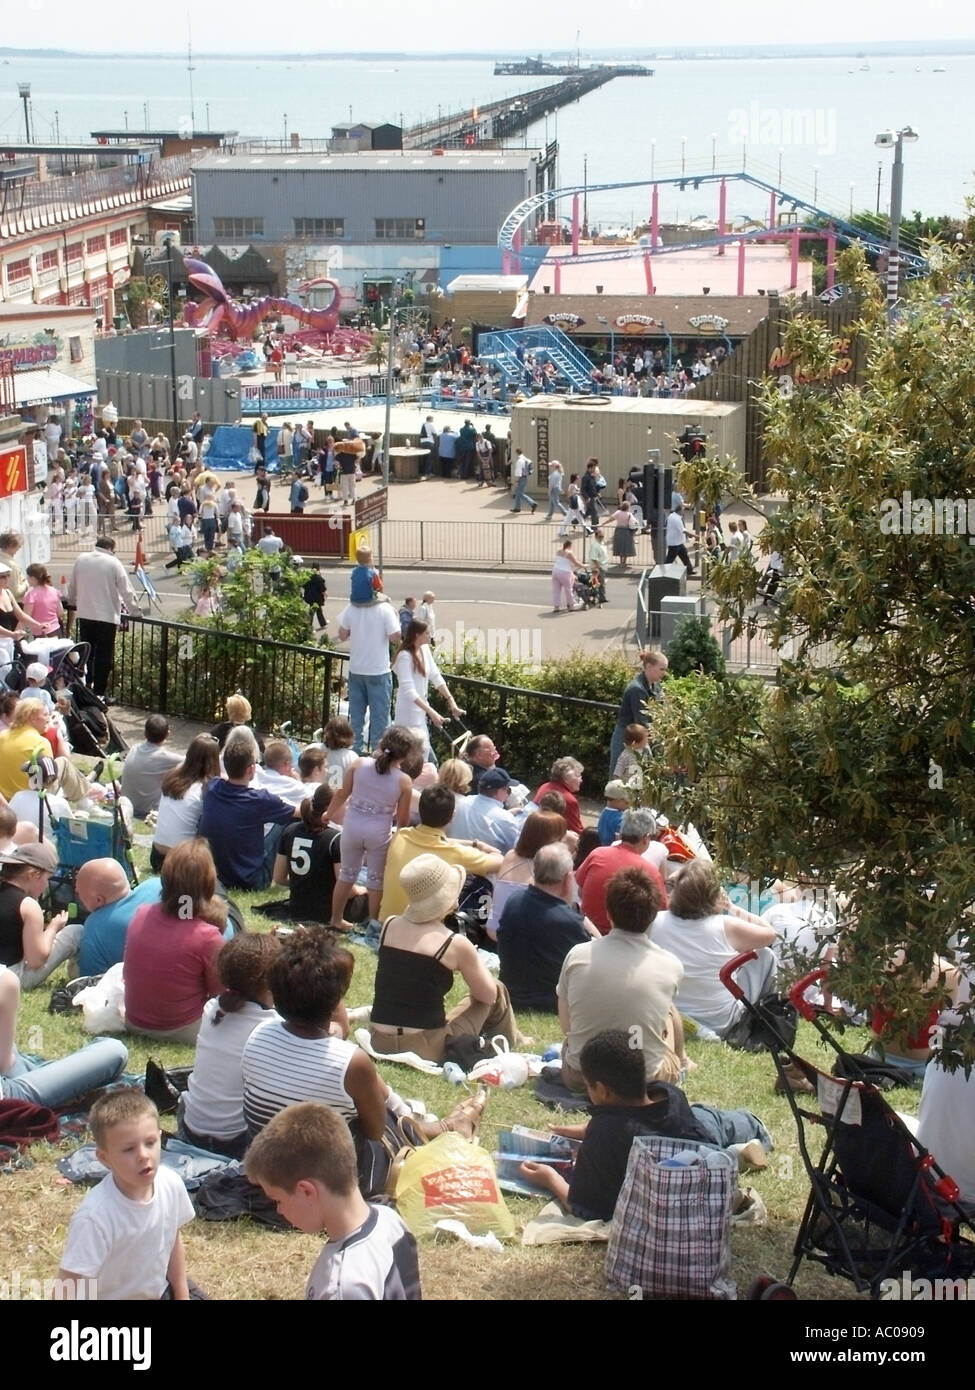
[747,1275,797,1301]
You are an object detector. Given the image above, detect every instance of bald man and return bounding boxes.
[76,861,162,978]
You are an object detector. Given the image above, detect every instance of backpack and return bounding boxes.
[297,483,309,505]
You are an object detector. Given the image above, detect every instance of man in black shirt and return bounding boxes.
[497,843,592,1012]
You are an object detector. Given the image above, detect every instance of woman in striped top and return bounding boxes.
[241,927,485,1195]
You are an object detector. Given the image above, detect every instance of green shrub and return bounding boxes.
[665,614,726,679]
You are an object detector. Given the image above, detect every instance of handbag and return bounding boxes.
[606,1135,737,1300]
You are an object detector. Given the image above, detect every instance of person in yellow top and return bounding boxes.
[253,412,270,466]
[0,699,89,803]
[379,784,501,921]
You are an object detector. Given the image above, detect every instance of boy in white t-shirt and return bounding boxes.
[246,1101,421,1301]
[56,1089,198,1300]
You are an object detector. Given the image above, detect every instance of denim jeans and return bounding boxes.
[348,671,392,754]
[546,490,568,520]
[512,474,535,512]
[2,1037,128,1108]
[200,517,217,552]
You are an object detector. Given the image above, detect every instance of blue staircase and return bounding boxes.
[477,326,595,394]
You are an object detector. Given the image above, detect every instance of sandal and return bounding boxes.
[441,1085,488,1142]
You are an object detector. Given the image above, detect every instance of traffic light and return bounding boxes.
[677,425,707,462]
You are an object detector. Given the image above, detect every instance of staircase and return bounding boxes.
[477,326,595,394]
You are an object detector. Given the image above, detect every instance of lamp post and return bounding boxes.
[875,125,919,305]
[161,234,180,453]
[596,314,615,365]
[17,83,32,143]
[380,274,416,490]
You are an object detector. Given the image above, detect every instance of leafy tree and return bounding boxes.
[642,240,975,1062]
[189,547,315,646]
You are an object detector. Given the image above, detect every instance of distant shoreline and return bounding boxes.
[1,42,974,61]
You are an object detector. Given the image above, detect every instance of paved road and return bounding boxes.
[141,561,639,661]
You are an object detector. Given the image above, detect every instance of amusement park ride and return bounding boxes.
[497,170,927,295]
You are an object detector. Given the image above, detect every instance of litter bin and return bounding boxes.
[389,447,425,483]
[645,563,687,641]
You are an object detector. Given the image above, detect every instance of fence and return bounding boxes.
[110,616,619,790]
[376,518,659,568]
[96,371,244,428]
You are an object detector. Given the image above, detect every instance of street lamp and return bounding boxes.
[596,314,615,365]
[711,132,717,174]
[160,234,180,453]
[380,274,416,490]
[17,84,32,143]
[875,125,919,304]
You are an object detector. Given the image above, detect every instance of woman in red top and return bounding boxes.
[533,757,585,836]
[123,839,225,1046]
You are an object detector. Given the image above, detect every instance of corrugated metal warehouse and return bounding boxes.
[192,151,539,246]
[509,396,746,487]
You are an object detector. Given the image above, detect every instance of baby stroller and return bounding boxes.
[59,681,128,758]
[722,953,975,1299]
[573,569,604,610]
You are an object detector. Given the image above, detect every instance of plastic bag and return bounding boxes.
[469,1036,530,1089]
[73,961,126,1035]
[395,1132,515,1241]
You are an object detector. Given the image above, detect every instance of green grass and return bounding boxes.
[1,835,924,1301]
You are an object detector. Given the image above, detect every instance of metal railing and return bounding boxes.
[110,615,619,789]
[113,616,348,737]
[376,518,659,568]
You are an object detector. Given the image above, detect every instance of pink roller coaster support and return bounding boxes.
[651,184,659,247]
[553,259,562,294]
[790,226,800,288]
[571,194,580,257]
[643,252,654,295]
[718,179,727,256]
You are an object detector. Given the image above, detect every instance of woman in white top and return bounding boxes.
[179,931,282,1159]
[551,540,585,612]
[392,620,464,758]
[151,734,221,871]
[487,810,567,940]
[651,859,777,1041]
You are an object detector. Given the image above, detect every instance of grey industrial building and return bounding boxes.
[191,150,541,248]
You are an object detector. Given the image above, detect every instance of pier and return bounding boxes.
[404,69,626,149]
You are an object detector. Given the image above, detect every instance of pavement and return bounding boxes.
[47,409,770,663]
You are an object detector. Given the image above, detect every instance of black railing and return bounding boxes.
[114,617,348,739]
[112,617,619,790]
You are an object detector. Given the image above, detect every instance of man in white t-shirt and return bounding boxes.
[337,597,401,753]
[664,505,695,576]
[510,449,537,514]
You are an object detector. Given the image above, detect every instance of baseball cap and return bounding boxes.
[0,841,59,873]
[479,769,511,792]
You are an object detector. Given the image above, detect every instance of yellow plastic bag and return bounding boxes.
[395,1132,515,1241]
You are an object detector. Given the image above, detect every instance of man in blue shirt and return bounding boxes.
[497,843,592,1012]
[198,730,298,889]
[76,861,162,977]
[449,768,520,853]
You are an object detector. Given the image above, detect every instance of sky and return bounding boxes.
[1,0,973,54]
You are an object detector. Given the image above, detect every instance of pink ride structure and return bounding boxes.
[182,257,372,354]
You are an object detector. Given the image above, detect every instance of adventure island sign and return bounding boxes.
[768,334,855,392]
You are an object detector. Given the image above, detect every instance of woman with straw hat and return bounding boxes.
[369,854,527,1063]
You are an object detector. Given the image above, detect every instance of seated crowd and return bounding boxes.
[4,655,969,1303]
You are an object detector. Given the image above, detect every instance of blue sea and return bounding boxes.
[0,52,971,235]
